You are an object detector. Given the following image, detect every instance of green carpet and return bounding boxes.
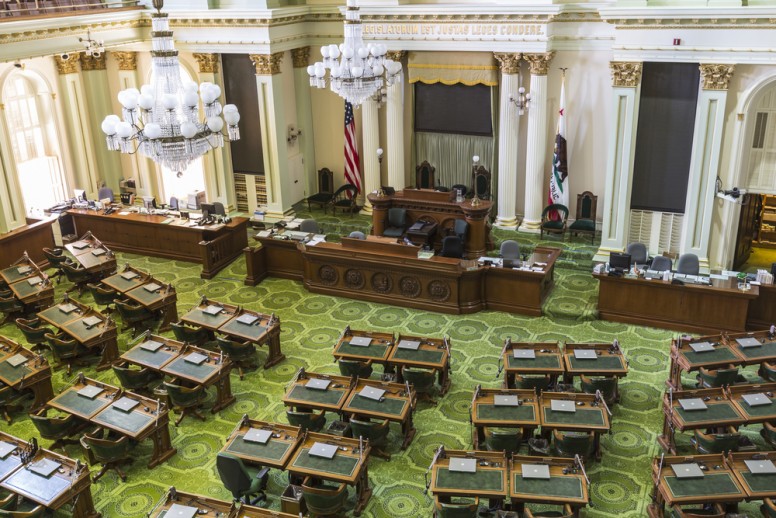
[0,226,769,516]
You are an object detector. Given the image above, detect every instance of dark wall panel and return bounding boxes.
[222,54,263,174]
[630,62,700,213]
[414,83,492,136]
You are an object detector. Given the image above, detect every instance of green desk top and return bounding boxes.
[182,307,232,330]
[74,252,113,270]
[680,347,738,367]
[542,407,606,427]
[664,472,743,499]
[345,394,407,417]
[567,355,625,371]
[37,305,82,328]
[126,285,167,306]
[0,360,30,385]
[513,474,584,500]
[226,435,292,464]
[219,318,268,342]
[736,401,776,420]
[475,404,536,423]
[290,448,359,478]
[676,402,741,424]
[737,342,776,360]
[507,355,561,370]
[102,273,144,293]
[123,346,178,369]
[391,347,445,365]
[286,385,347,407]
[2,466,71,505]
[1,265,32,284]
[92,406,154,435]
[11,280,44,298]
[740,471,776,494]
[51,389,110,418]
[435,467,505,492]
[0,453,21,480]
[163,357,217,383]
[62,317,109,343]
[336,341,390,359]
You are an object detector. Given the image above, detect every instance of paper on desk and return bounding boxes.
[710,274,728,280]
[118,211,131,216]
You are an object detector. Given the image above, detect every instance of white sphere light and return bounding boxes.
[206,116,224,133]
[162,94,178,110]
[101,117,117,136]
[115,122,133,138]
[138,94,155,111]
[224,111,240,125]
[180,122,198,139]
[144,123,162,140]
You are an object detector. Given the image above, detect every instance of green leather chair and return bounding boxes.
[114,299,155,338]
[0,494,16,511]
[568,191,597,243]
[42,247,68,284]
[383,208,407,237]
[15,317,53,354]
[45,332,88,375]
[524,505,574,518]
[0,505,46,517]
[29,408,83,451]
[552,430,594,460]
[760,361,776,382]
[434,497,480,518]
[696,364,738,388]
[580,375,618,405]
[540,204,569,240]
[0,296,24,326]
[402,366,436,403]
[483,427,522,456]
[338,359,373,379]
[692,426,740,454]
[61,262,93,296]
[171,321,209,347]
[301,477,348,517]
[286,409,326,433]
[80,431,134,482]
[761,421,776,448]
[330,184,359,217]
[349,416,391,460]
[216,336,257,380]
[163,381,206,426]
[216,452,268,504]
[514,374,552,393]
[0,385,28,425]
[761,497,776,517]
[670,504,725,517]
[112,363,162,393]
[86,283,118,314]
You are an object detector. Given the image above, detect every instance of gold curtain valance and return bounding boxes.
[408,51,498,87]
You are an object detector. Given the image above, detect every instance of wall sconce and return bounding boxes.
[287,125,302,143]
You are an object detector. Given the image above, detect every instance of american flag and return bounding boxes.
[344,102,362,195]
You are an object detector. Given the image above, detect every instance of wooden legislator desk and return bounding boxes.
[147,486,300,517]
[594,272,758,334]
[68,209,248,279]
[0,218,55,268]
[0,337,54,413]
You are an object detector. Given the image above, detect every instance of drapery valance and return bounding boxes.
[408,51,498,87]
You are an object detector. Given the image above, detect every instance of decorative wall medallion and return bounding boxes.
[319,265,338,285]
[428,280,451,302]
[371,272,392,294]
[399,276,421,298]
[345,269,365,289]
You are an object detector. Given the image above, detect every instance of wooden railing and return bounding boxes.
[198,220,248,280]
[0,0,142,20]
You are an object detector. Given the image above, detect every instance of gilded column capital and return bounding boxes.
[79,53,106,72]
[699,64,735,91]
[493,53,521,75]
[610,61,642,88]
[54,54,80,75]
[193,53,220,74]
[249,53,284,75]
[523,52,555,76]
[291,47,310,68]
[385,50,406,62]
[112,51,137,71]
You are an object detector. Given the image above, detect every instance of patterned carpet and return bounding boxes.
[0,223,769,516]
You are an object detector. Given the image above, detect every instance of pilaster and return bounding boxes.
[386,50,405,190]
[594,62,643,263]
[493,52,521,229]
[0,111,25,232]
[361,97,380,215]
[291,46,318,209]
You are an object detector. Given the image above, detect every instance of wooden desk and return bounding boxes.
[59,310,119,371]
[428,448,507,501]
[120,335,182,371]
[0,337,53,412]
[147,487,300,517]
[161,344,235,413]
[333,327,395,366]
[65,234,117,278]
[747,283,776,330]
[37,298,90,328]
[500,340,564,389]
[342,378,417,449]
[727,383,776,425]
[282,370,354,413]
[0,255,38,285]
[539,392,611,460]
[222,417,301,469]
[390,334,451,395]
[726,451,776,502]
[726,330,776,366]
[470,388,539,449]
[100,266,147,293]
[68,209,248,279]
[510,454,589,512]
[483,249,560,316]
[562,342,629,383]
[8,274,54,310]
[595,273,758,334]
[667,336,741,390]
[0,218,55,269]
[125,280,178,333]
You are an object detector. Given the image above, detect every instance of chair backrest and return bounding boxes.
[348,231,366,240]
[676,253,700,275]
[575,191,597,220]
[169,197,179,210]
[112,364,153,390]
[42,248,67,265]
[338,359,371,378]
[163,381,203,406]
[216,452,253,497]
[542,204,569,222]
[453,219,469,240]
[435,498,479,518]
[213,202,226,216]
[701,365,739,387]
[763,498,776,518]
[332,183,357,201]
[30,411,74,438]
[300,219,320,233]
[115,299,146,318]
[349,417,381,440]
[81,433,130,462]
[87,283,117,305]
[440,236,464,258]
[301,478,347,515]
[650,255,672,272]
[317,168,334,194]
[0,505,46,517]
[97,187,114,202]
[626,242,648,265]
[387,208,407,228]
[16,318,48,341]
[485,427,522,455]
[402,366,435,391]
[45,332,78,354]
[286,409,320,431]
[554,430,594,457]
[671,504,725,518]
[171,322,207,344]
[500,240,520,260]
[415,161,436,189]
[471,166,492,200]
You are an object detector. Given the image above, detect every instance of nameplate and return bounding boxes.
[6,354,27,368]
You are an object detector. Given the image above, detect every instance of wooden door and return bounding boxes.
[733,193,761,270]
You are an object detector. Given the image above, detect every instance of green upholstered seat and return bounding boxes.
[42,247,68,284]
[670,504,725,517]
[0,505,45,517]
[580,375,618,405]
[29,408,83,451]
[540,204,569,241]
[515,374,552,393]
[543,220,565,229]
[762,421,776,448]
[383,208,407,238]
[552,430,594,460]
[0,494,16,511]
[761,498,776,517]
[216,336,257,380]
[61,261,93,296]
[349,416,391,459]
[112,363,162,392]
[114,299,154,339]
[163,381,206,426]
[45,332,88,375]
[307,168,334,213]
[483,427,522,456]
[338,359,373,379]
[692,426,740,454]
[760,361,776,382]
[216,452,268,504]
[402,366,436,403]
[286,409,326,433]
[0,296,24,326]
[301,477,348,517]
[171,321,209,347]
[570,219,595,231]
[87,283,118,311]
[15,317,53,353]
[80,431,134,482]
[434,496,480,518]
[0,385,27,424]
[697,364,738,388]
[330,184,358,217]
[569,191,597,243]
[524,506,574,518]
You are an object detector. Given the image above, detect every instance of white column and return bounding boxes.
[251,53,294,220]
[0,114,25,232]
[594,62,644,263]
[360,97,380,215]
[519,53,553,233]
[291,47,317,209]
[679,64,735,273]
[493,53,521,229]
[386,50,405,190]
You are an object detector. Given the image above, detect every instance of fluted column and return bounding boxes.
[519,53,554,233]
[679,64,735,273]
[291,47,318,208]
[0,109,25,232]
[54,54,100,199]
[493,53,521,229]
[594,62,643,263]
[386,50,405,190]
[360,97,380,215]
[111,51,160,199]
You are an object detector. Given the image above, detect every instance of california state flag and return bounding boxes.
[548,75,569,219]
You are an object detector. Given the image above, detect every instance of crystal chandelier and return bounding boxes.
[307,0,402,106]
[100,0,240,173]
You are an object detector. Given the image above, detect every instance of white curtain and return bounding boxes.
[414,132,494,192]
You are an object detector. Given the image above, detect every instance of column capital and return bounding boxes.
[609,61,643,88]
[54,54,80,75]
[291,47,311,68]
[493,53,521,75]
[112,51,137,71]
[699,64,735,91]
[523,52,555,76]
[79,53,106,72]
[193,53,220,74]
[249,53,284,75]
[386,50,406,62]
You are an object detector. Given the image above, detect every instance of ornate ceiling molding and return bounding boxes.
[79,52,106,71]
[610,61,642,88]
[54,53,80,75]
[193,53,220,74]
[386,50,406,62]
[523,52,555,76]
[112,51,137,71]
[250,52,284,75]
[493,52,521,75]
[699,64,735,90]
[291,46,310,68]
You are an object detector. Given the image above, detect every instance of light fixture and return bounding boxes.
[101,0,240,173]
[471,155,481,207]
[508,80,531,116]
[307,0,402,106]
[287,125,302,143]
[79,29,104,59]
[373,86,387,107]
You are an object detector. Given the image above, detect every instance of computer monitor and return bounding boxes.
[200,203,216,217]
[73,189,86,203]
[141,196,156,210]
[610,252,632,272]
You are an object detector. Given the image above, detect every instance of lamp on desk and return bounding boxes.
[376,148,385,197]
[471,155,481,207]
